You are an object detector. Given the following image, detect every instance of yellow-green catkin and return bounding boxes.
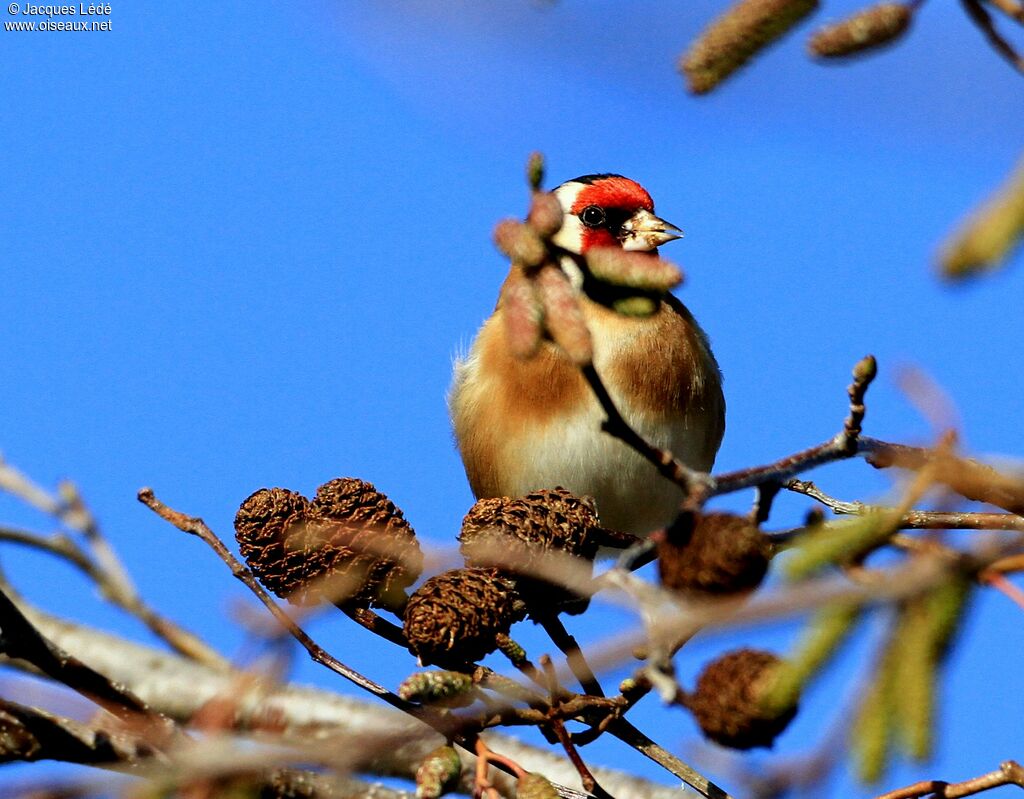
[763,601,862,714]
[852,629,901,783]
[783,513,891,579]
[893,577,973,761]
[808,3,912,58]
[682,0,820,93]
[940,153,1024,280]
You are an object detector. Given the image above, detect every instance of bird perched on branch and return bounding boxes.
[450,174,725,538]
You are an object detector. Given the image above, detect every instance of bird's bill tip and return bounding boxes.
[622,210,684,251]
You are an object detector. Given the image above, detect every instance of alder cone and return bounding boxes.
[683,648,797,749]
[234,479,422,611]
[403,568,525,666]
[303,478,424,610]
[658,513,770,596]
[459,487,599,613]
[234,488,312,600]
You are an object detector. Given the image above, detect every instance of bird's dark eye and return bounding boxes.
[580,205,606,228]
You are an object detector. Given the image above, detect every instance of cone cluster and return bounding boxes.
[683,648,798,749]
[658,512,770,596]
[234,478,422,611]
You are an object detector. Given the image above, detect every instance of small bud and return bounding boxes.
[808,3,912,58]
[399,671,475,707]
[493,219,547,268]
[585,248,683,292]
[526,152,546,192]
[683,648,798,749]
[658,513,771,597]
[939,154,1024,280]
[527,192,564,239]
[501,267,545,359]
[853,354,878,384]
[681,0,820,94]
[403,568,526,667]
[516,773,559,799]
[415,745,463,799]
[536,265,593,366]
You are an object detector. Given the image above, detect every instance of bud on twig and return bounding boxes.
[681,0,820,94]
[399,670,475,707]
[808,3,913,58]
[526,152,546,192]
[416,745,463,799]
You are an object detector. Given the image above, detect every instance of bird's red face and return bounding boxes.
[551,174,682,255]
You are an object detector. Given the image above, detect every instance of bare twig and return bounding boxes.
[961,0,1024,72]
[579,363,708,500]
[0,456,226,670]
[538,614,605,698]
[871,759,1024,799]
[984,0,1024,23]
[784,479,1024,531]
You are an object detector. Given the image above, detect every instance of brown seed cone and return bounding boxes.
[808,3,912,58]
[658,513,770,596]
[459,488,599,613]
[301,478,424,610]
[683,648,798,749]
[234,488,313,600]
[403,568,525,666]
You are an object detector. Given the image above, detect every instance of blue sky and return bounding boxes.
[1,2,1022,797]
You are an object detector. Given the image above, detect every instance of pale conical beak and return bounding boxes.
[620,208,683,251]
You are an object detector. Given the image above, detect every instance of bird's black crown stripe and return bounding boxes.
[566,173,626,186]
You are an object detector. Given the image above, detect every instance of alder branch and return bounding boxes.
[137,488,721,799]
[0,456,226,670]
[2,604,688,799]
[0,698,164,767]
[871,759,1024,799]
[784,479,1024,531]
[0,585,165,726]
